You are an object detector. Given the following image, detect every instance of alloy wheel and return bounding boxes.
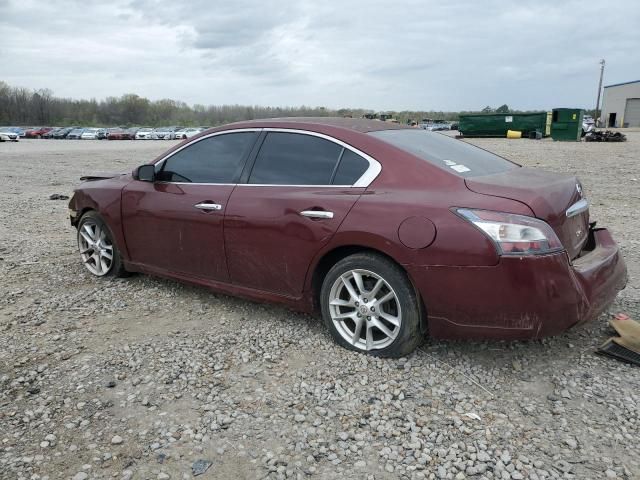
[328,269,402,351]
[78,220,114,276]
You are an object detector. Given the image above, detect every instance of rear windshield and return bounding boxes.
[369,129,518,177]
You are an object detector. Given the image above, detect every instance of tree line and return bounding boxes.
[0,81,574,127]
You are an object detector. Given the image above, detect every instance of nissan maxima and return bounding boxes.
[68,118,627,357]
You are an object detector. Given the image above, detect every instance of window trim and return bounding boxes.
[241,128,381,188]
[153,128,262,186]
[152,127,382,188]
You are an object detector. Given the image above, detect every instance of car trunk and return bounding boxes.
[465,167,589,259]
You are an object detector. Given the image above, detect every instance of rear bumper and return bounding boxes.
[406,227,627,340]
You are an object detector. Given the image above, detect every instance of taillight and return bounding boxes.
[455,208,563,256]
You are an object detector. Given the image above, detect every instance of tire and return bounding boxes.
[77,211,128,278]
[320,252,424,357]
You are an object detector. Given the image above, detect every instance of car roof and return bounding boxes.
[229,117,411,133]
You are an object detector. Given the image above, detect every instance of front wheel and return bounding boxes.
[320,252,424,357]
[77,211,127,277]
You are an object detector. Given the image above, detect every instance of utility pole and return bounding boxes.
[595,59,605,127]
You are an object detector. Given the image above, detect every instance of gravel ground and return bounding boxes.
[0,136,638,480]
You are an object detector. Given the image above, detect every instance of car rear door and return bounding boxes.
[121,130,260,282]
[224,130,375,297]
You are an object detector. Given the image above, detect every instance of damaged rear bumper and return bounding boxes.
[570,228,628,326]
[406,227,627,340]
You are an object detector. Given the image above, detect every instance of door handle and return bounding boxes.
[300,210,334,219]
[194,202,222,211]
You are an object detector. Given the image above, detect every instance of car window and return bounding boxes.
[248,132,344,185]
[157,132,258,183]
[368,129,517,177]
[332,149,369,185]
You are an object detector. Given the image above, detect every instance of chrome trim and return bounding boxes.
[156,181,235,186]
[152,127,382,189]
[194,202,222,211]
[565,198,589,218]
[261,128,381,188]
[300,210,334,219]
[237,184,353,188]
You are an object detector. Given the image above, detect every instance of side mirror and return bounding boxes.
[136,164,156,182]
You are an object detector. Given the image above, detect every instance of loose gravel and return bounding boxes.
[0,136,638,480]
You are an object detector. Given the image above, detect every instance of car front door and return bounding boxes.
[224,130,375,297]
[121,130,260,282]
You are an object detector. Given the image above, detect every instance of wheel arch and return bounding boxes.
[76,206,95,223]
[308,243,428,334]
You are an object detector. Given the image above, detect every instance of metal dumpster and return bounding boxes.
[458,112,549,137]
[550,108,584,141]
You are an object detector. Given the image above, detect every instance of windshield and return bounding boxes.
[368,129,518,178]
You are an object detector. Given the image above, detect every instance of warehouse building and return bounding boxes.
[601,80,640,127]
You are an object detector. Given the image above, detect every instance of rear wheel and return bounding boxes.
[320,252,424,357]
[77,212,127,277]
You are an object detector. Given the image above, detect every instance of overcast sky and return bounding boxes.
[1,0,639,111]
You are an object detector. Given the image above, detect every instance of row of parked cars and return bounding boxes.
[0,126,211,141]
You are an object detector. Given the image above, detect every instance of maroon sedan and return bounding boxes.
[106,128,135,140]
[25,127,54,138]
[68,118,627,357]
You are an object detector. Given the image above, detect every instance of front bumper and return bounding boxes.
[406,227,627,340]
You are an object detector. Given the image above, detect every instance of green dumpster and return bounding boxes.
[458,112,549,137]
[550,108,583,141]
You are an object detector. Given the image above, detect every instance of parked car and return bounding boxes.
[4,127,26,137]
[167,127,186,139]
[150,126,181,140]
[24,127,40,138]
[135,127,154,140]
[173,127,205,140]
[25,127,54,138]
[53,127,74,139]
[107,128,135,140]
[68,118,627,357]
[0,128,20,142]
[43,128,59,139]
[96,129,108,140]
[81,128,101,140]
[66,128,85,139]
[149,127,170,140]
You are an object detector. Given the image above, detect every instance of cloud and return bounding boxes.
[1,0,639,110]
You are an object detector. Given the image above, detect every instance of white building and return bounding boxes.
[601,80,640,127]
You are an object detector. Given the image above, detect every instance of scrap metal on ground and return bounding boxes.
[598,313,640,365]
[585,130,627,142]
